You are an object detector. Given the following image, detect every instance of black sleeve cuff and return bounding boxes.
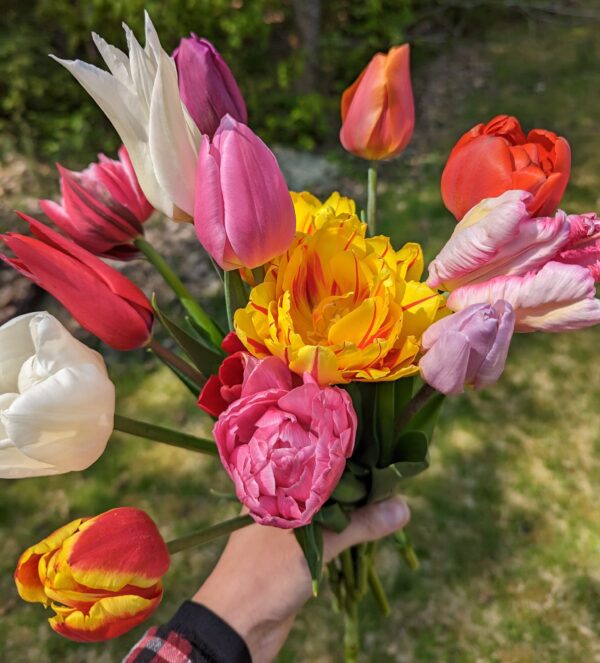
[161,600,252,663]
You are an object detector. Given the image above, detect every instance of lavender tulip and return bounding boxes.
[194,115,295,270]
[173,34,247,137]
[420,300,515,395]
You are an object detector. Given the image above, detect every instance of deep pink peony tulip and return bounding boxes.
[39,147,153,260]
[420,301,515,395]
[447,262,600,332]
[194,115,295,271]
[427,190,571,292]
[173,35,247,137]
[213,356,357,528]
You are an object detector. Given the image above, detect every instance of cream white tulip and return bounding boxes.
[0,312,115,479]
[51,11,201,220]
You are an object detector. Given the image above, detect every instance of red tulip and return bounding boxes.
[39,147,153,260]
[340,44,414,161]
[0,214,153,350]
[441,115,571,220]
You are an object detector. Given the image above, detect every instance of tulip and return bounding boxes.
[441,114,571,220]
[1,214,153,350]
[447,262,600,332]
[0,312,115,478]
[340,44,414,160]
[51,12,201,220]
[420,301,515,395]
[14,507,170,642]
[173,34,247,137]
[39,147,153,260]
[213,356,357,528]
[427,190,571,291]
[194,115,295,270]
[556,212,600,281]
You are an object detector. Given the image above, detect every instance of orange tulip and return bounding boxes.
[14,507,170,642]
[340,44,415,161]
[441,114,571,220]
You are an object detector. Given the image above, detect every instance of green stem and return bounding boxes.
[224,269,248,332]
[394,383,437,433]
[113,414,218,456]
[252,265,266,285]
[134,237,222,347]
[356,543,369,597]
[166,515,253,554]
[343,600,359,663]
[340,548,356,597]
[367,164,378,236]
[394,530,420,571]
[367,564,390,617]
[148,338,205,387]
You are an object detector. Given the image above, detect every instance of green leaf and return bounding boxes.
[155,352,204,396]
[294,522,323,596]
[153,296,223,374]
[224,269,250,332]
[332,472,368,504]
[374,377,415,467]
[392,430,430,478]
[351,382,379,467]
[314,503,350,533]
[369,467,402,502]
[405,391,446,439]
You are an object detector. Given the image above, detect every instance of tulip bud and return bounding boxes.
[194,115,295,270]
[14,507,170,642]
[1,214,153,350]
[0,311,115,478]
[173,34,247,137]
[39,147,153,260]
[420,301,515,395]
[441,114,571,220]
[340,44,415,161]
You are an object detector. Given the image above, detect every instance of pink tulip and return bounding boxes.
[213,356,357,528]
[447,262,600,332]
[173,35,247,137]
[420,301,515,395]
[555,212,600,281]
[194,115,295,270]
[427,190,571,291]
[39,147,153,260]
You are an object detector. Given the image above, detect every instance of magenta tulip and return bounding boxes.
[420,301,515,395]
[427,190,571,291]
[213,356,357,528]
[173,35,247,137]
[194,115,295,270]
[39,147,153,260]
[447,262,600,333]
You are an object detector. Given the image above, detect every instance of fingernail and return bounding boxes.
[380,498,410,531]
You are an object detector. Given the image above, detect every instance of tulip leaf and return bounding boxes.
[294,522,323,596]
[391,431,430,478]
[153,296,224,375]
[375,377,414,468]
[369,467,403,502]
[351,382,379,467]
[155,353,204,396]
[314,503,351,533]
[332,472,368,504]
[404,390,446,439]
[224,269,250,332]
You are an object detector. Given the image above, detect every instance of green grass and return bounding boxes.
[2,17,600,663]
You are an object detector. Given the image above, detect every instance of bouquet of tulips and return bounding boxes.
[3,11,599,661]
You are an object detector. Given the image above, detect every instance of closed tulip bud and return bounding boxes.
[173,34,247,137]
[14,507,170,642]
[340,44,415,160]
[39,147,153,260]
[194,115,295,270]
[1,214,153,350]
[0,311,115,478]
[441,114,571,220]
[420,300,515,395]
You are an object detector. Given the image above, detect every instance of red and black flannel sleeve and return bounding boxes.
[123,601,252,663]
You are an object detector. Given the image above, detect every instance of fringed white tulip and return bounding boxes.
[0,312,115,478]
[51,12,201,220]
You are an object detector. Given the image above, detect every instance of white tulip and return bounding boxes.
[0,312,115,479]
[51,11,202,220]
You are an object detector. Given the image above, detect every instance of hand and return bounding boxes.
[192,497,410,663]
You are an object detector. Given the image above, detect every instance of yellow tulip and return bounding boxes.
[235,197,446,384]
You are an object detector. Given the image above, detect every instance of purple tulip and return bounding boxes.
[173,34,247,137]
[194,115,295,270]
[419,301,515,395]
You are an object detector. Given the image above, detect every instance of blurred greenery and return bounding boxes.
[1,1,600,662]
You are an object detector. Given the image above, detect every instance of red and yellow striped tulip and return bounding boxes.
[14,507,170,642]
[235,196,446,384]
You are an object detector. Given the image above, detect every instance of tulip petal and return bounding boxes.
[419,330,470,394]
[0,312,36,392]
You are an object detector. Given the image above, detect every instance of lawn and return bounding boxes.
[1,17,599,663]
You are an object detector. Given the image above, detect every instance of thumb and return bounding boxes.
[323,497,410,562]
